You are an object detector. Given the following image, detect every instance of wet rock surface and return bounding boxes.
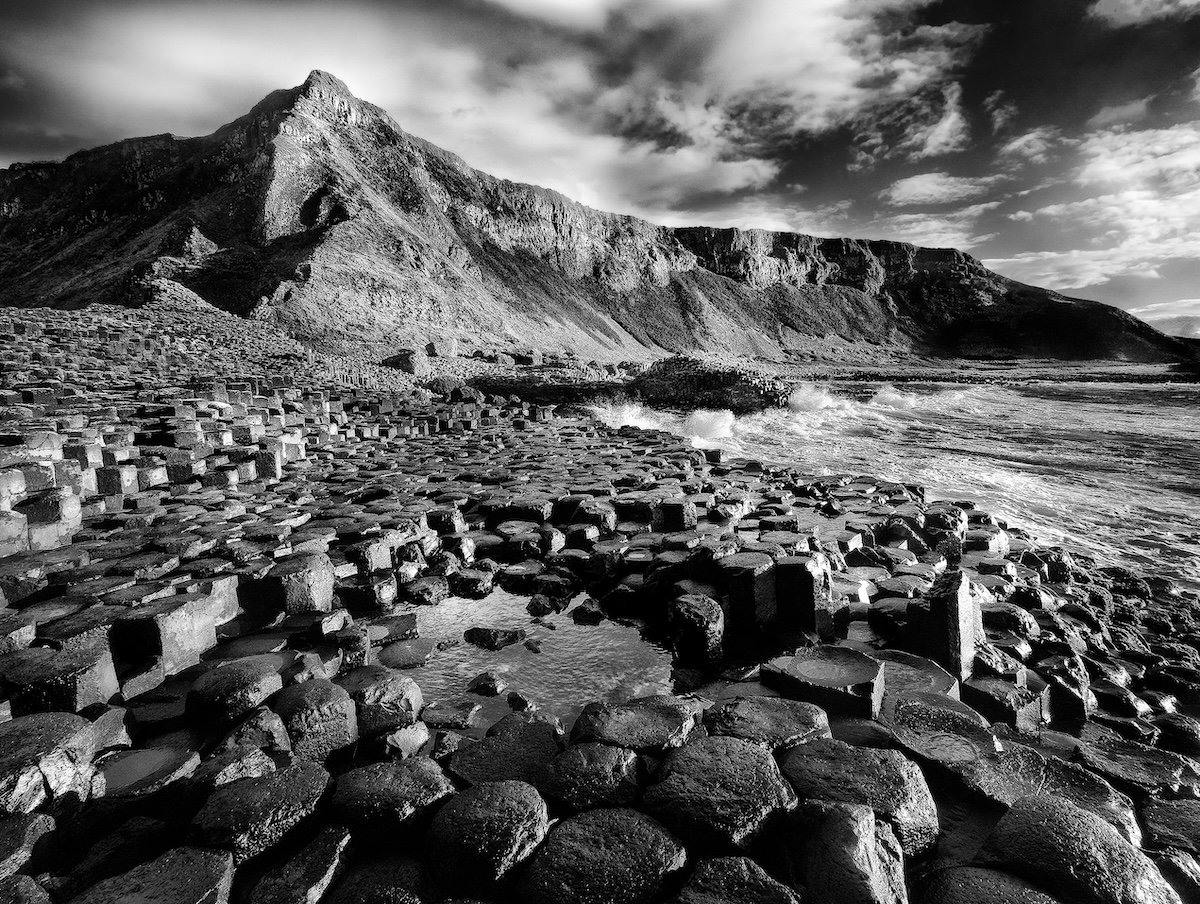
[0,330,1197,904]
[518,807,687,904]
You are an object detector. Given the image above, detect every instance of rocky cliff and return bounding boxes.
[0,70,1189,363]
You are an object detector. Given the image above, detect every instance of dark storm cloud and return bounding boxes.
[1,0,1198,317]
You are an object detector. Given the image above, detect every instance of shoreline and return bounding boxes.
[3,306,1200,903]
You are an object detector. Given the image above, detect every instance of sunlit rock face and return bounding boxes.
[0,70,1189,364]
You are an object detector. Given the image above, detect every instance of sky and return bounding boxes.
[1,0,1199,322]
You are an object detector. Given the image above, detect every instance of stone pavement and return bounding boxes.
[1,303,1198,904]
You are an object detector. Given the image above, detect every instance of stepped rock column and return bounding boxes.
[927,570,977,681]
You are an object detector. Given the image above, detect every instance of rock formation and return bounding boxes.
[0,71,1189,364]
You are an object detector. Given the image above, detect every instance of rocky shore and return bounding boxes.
[3,308,1200,904]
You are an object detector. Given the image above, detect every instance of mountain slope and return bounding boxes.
[0,70,1190,364]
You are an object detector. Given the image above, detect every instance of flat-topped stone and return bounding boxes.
[761,646,885,718]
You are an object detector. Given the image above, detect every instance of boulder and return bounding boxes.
[380,349,430,377]
[448,715,561,786]
[216,706,292,759]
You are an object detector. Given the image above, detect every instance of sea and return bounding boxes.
[406,381,1200,723]
[594,381,1200,594]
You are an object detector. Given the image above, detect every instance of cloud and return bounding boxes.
[480,0,620,28]
[1089,0,1200,25]
[881,171,1005,206]
[0,0,990,225]
[1129,298,1200,317]
[1086,97,1151,127]
[905,83,970,159]
[0,71,25,91]
[983,90,1017,133]
[997,127,1065,166]
[987,121,1200,290]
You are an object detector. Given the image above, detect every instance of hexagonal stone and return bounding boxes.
[263,553,334,614]
[874,649,959,699]
[448,715,561,786]
[217,706,291,759]
[248,825,350,904]
[780,738,937,858]
[426,780,549,894]
[518,807,686,904]
[671,856,802,904]
[1075,724,1200,798]
[667,594,723,666]
[702,696,830,751]
[0,712,96,815]
[271,679,358,765]
[791,801,906,904]
[1144,798,1200,855]
[187,658,283,724]
[69,846,234,904]
[0,641,118,716]
[761,646,884,718]
[887,695,1001,774]
[539,743,642,811]
[330,758,454,834]
[191,761,330,863]
[981,794,1180,904]
[377,639,435,670]
[335,665,423,737]
[950,741,1140,845]
[642,735,796,850]
[326,854,427,904]
[570,695,705,755]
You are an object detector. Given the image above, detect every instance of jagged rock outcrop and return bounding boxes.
[0,70,1190,364]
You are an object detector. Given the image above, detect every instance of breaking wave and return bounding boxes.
[592,381,1200,591]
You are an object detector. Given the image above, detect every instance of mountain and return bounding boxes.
[0,70,1190,364]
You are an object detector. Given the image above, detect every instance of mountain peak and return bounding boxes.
[299,69,353,97]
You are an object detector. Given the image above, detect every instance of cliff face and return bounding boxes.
[0,70,1189,363]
